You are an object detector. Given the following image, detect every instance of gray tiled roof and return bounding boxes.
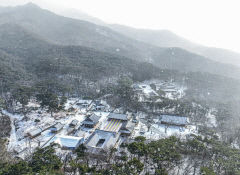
[108,113,128,121]
[77,100,92,104]
[121,121,135,132]
[90,114,101,123]
[27,128,42,137]
[70,119,78,126]
[53,122,64,131]
[160,115,188,125]
[95,100,107,106]
[83,114,100,125]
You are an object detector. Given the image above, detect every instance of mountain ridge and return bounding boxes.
[0,3,240,80]
[59,8,240,66]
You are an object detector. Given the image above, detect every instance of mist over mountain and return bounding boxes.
[110,24,240,67]
[59,8,106,26]
[0,3,239,80]
[0,3,154,62]
[61,8,240,67]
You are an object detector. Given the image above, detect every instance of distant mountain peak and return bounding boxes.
[20,2,40,9]
[59,8,106,26]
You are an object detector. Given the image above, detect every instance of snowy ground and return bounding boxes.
[138,84,157,96]
[206,109,217,127]
[132,120,197,140]
[2,110,22,151]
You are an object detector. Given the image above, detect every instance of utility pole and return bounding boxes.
[0,78,3,96]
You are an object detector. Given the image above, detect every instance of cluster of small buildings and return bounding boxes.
[22,99,136,154]
[49,112,135,152]
[26,122,64,139]
[133,81,185,101]
[75,99,108,111]
[84,112,135,154]
[133,84,159,102]
[12,97,194,157]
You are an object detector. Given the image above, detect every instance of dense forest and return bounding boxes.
[1,135,240,175]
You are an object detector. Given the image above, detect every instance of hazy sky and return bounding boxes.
[1,0,240,52]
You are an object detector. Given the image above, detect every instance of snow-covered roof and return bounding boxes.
[160,115,188,126]
[77,100,92,105]
[70,119,78,126]
[67,127,75,134]
[162,89,177,92]
[108,113,128,121]
[121,121,135,132]
[95,100,107,106]
[55,135,84,149]
[52,123,64,131]
[140,128,145,133]
[83,114,100,125]
[86,130,118,149]
[121,121,135,133]
[27,128,42,137]
[133,84,142,90]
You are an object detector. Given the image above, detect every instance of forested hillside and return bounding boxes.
[0,3,240,80]
[0,23,162,94]
[0,22,239,103]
